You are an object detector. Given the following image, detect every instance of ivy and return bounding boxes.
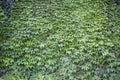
[0,0,120,80]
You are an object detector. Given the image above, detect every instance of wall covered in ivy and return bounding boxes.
[0,0,120,80]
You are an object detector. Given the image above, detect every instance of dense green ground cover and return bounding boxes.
[0,0,120,80]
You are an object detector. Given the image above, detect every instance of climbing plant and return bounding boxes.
[0,0,120,80]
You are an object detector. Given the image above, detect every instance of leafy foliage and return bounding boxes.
[0,0,120,80]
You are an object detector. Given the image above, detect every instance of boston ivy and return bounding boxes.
[0,0,120,80]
